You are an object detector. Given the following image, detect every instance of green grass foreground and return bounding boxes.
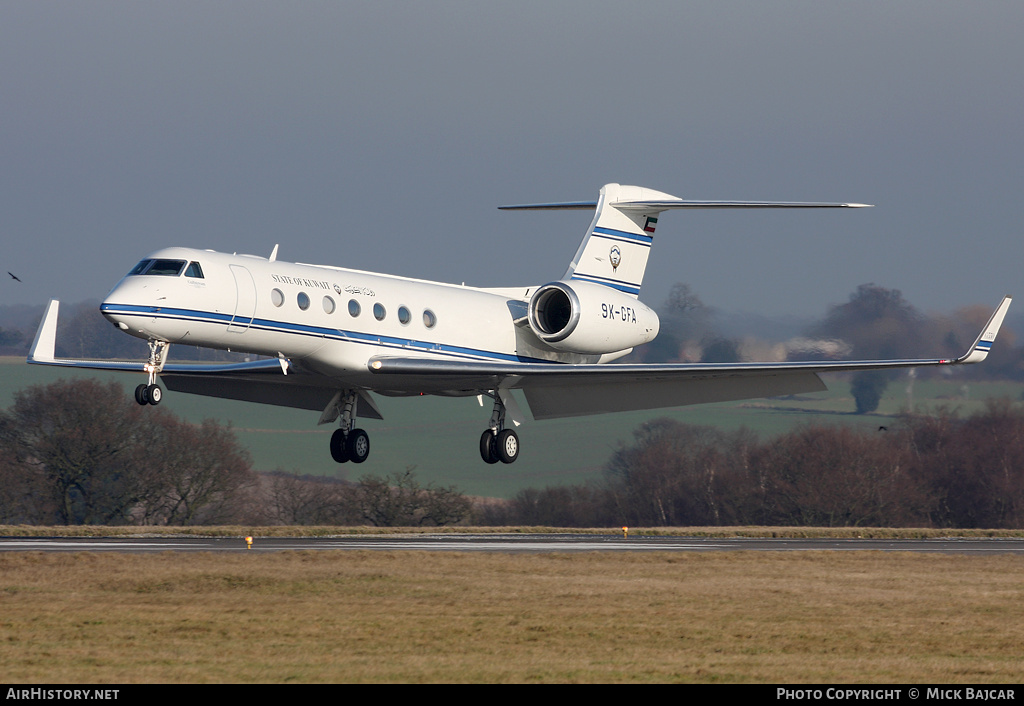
[1,548,1022,683]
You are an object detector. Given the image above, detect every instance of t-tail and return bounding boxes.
[565,184,674,298]
[501,183,872,299]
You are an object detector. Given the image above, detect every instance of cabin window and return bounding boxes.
[348,299,361,317]
[323,296,336,314]
[398,306,411,325]
[297,292,310,311]
[373,303,386,321]
[184,261,204,278]
[271,289,285,307]
[145,259,187,276]
[423,309,437,328]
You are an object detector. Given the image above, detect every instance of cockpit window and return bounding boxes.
[184,261,204,278]
[127,259,190,277]
[146,259,187,276]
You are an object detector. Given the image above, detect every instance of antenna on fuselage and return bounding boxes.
[269,244,279,262]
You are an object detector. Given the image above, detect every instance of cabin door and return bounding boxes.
[228,265,257,333]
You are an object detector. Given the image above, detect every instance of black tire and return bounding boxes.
[135,384,149,406]
[496,429,519,464]
[347,429,370,464]
[330,429,349,463]
[480,429,499,464]
[146,384,162,406]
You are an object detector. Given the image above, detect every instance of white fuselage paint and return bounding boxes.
[99,247,617,393]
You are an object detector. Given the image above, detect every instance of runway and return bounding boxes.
[2,534,1024,554]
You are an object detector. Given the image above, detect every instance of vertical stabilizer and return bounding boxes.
[564,184,680,298]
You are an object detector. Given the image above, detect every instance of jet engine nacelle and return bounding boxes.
[527,280,660,355]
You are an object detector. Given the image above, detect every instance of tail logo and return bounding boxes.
[609,245,622,272]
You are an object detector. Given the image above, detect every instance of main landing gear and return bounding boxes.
[134,339,169,406]
[134,382,162,405]
[479,392,519,464]
[329,391,370,464]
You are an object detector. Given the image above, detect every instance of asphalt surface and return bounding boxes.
[2,534,1024,554]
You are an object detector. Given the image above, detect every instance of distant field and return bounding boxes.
[2,357,1021,498]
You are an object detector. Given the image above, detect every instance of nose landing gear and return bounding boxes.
[134,339,169,406]
[134,382,163,406]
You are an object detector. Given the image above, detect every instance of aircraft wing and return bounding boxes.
[27,295,1011,421]
[368,295,1012,420]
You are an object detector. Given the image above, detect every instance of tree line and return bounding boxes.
[0,379,470,526]
[482,402,1024,529]
[2,378,1024,529]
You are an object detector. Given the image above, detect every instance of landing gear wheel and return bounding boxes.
[480,430,499,464]
[330,429,350,463]
[135,384,149,406]
[496,428,519,464]
[346,429,370,464]
[145,384,162,406]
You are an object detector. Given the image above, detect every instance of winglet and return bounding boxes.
[956,295,1012,364]
[28,299,59,363]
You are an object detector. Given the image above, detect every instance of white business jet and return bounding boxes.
[28,184,1011,465]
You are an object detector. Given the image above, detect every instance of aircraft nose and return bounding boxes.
[100,278,152,329]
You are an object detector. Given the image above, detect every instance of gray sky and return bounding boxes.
[2,1,1022,318]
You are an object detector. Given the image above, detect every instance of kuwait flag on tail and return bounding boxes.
[643,216,658,233]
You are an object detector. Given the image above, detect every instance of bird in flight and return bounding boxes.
[8,272,21,282]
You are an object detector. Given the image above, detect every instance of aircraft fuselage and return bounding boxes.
[99,247,615,395]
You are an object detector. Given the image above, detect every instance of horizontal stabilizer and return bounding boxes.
[499,201,598,211]
[500,182,872,212]
[501,200,872,210]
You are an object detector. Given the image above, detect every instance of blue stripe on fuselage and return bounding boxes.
[99,303,553,364]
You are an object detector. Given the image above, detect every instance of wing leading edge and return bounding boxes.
[367,296,1012,420]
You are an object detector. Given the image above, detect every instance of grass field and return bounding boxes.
[3,357,1021,498]
[1,549,1022,683]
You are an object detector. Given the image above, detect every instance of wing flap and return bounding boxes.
[523,372,826,419]
[159,372,383,419]
[161,373,338,412]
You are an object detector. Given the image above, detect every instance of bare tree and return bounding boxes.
[0,379,155,524]
[263,471,353,525]
[345,468,472,527]
[0,378,256,526]
[133,418,257,525]
[807,284,930,413]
